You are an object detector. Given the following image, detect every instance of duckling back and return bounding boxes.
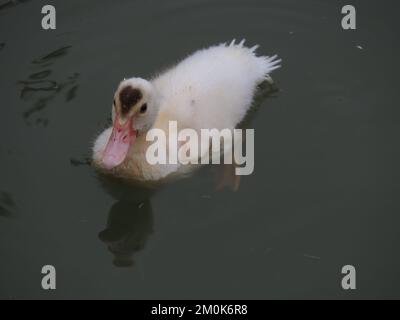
[152,40,281,131]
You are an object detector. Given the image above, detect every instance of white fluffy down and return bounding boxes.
[93,40,281,180]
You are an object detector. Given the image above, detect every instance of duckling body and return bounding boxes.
[93,40,281,181]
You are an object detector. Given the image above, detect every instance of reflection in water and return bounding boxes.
[0,191,16,218]
[99,199,153,267]
[96,174,156,267]
[17,46,80,126]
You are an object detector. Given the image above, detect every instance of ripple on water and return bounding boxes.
[0,191,16,218]
[0,0,32,12]
[17,46,80,126]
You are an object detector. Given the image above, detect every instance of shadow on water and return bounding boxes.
[0,42,5,51]
[0,191,16,218]
[17,46,80,126]
[96,174,156,267]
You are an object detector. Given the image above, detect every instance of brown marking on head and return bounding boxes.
[119,86,143,115]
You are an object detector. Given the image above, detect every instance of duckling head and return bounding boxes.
[102,77,158,170]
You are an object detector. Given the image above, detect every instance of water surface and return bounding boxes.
[0,0,399,299]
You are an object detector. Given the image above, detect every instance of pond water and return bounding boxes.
[0,0,399,299]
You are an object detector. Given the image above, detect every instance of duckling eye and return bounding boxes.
[140,103,147,114]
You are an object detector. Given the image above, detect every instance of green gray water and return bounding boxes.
[0,0,399,299]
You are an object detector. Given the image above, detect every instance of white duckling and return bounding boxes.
[92,40,281,181]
